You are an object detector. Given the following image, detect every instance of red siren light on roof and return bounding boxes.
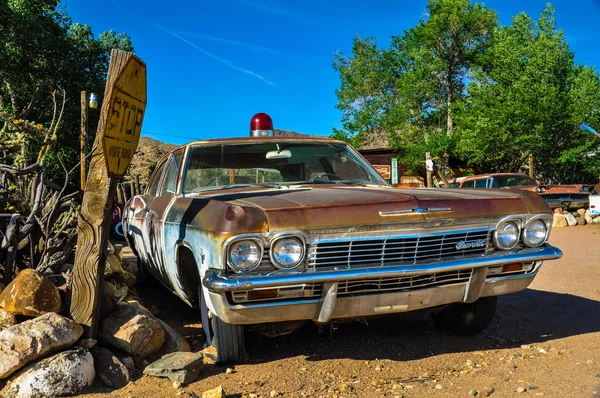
[250,113,274,137]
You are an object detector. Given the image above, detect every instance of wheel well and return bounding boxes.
[177,245,200,308]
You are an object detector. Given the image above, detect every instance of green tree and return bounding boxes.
[455,5,600,182]
[0,0,133,180]
[333,0,497,172]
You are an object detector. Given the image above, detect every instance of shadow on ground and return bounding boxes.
[137,285,600,364]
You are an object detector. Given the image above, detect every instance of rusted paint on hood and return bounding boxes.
[173,185,550,235]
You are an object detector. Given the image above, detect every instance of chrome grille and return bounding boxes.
[337,269,473,296]
[308,230,491,268]
[541,193,588,201]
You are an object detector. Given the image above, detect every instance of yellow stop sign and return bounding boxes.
[103,56,147,178]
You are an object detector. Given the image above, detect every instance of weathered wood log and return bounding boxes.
[69,50,135,337]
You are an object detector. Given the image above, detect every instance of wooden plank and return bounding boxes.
[69,50,145,337]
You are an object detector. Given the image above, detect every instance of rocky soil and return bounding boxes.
[73,226,600,398]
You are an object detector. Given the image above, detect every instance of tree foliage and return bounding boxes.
[333,0,497,171]
[0,0,133,180]
[333,1,600,183]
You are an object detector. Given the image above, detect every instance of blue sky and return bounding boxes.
[65,0,600,145]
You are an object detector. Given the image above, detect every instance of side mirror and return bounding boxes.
[266,149,291,159]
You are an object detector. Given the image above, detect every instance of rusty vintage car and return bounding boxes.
[455,173,590,210]
[124,114,562,364]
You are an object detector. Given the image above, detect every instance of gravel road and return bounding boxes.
[86,225,600,398]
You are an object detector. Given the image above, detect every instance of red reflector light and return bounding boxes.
[247,289,278,300]
[591,205,595,209]
[502,263,523,273]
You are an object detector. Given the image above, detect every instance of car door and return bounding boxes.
[126,157,168,269]
[146,149,184,287]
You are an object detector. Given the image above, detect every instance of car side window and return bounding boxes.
[474,179,487,188]
[160,151,183,196]
[147,160,168,197]
[461,180,475,188]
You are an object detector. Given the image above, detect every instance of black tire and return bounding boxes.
[136,256,147,287]
[432,296,497,336]
[211,315,247,365]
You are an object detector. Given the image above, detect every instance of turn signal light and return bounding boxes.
[247,289,278,300]
[502,263,523,273]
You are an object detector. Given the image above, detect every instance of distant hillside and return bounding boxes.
[124,137,177,184]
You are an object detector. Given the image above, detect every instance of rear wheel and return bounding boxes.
[432,296,497,336]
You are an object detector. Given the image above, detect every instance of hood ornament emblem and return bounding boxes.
[379,207,451,216]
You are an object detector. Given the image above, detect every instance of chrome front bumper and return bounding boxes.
[203,245,562,325]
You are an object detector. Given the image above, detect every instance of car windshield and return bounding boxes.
[182,142,388,194]
[491,175,536,188]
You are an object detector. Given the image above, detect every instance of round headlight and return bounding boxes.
[494,221,520,250]
[271,237,304,269]
[523,219,547,247]
[535,186,546,193]
[229,240,262,272]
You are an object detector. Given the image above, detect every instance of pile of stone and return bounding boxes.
[0,243,209,397]
[552,208,600,227]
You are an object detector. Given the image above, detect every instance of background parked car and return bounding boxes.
[455,173,590,210]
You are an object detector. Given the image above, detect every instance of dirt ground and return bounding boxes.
[84,226,600,398]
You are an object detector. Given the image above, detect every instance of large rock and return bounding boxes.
[105,253,125,278]
[575,216,586,226]
[585,214,594,225]
[564,213,577,226]
[104,280,129,301]
[99,302,165,358]
[0,348,95,397]
[0,309,17,327]
[91,346,130,389]
[158,319,191,354]
[552,214,568,227]
[0,269,61,317]
[0,312,83,378]
[143,351,204,384]
[577,208,586,217]
[553,208,563,214]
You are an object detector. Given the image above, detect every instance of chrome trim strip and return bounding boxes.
[308,225,492,244]
[379,207,451,216]
[204,244,562,292]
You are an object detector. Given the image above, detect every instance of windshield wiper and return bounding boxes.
[193,182,281,193]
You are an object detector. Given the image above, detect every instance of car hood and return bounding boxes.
[178,185,550,233]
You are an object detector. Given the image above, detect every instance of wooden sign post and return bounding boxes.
[69,50,146,337]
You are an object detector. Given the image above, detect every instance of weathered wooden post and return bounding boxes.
[69,50,147,337]
[80,91,89,191]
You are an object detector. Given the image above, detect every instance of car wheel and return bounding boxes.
[136,257,147,287]
[432,296,497,336]
[198,285,247,364]
[211,315,247,365]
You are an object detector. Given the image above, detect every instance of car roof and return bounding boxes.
[460,173,531,181]
[170,136,346,152]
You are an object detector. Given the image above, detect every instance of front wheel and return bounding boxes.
[432,296,497,336]
[199,286,247,364]
[211,315,247,364]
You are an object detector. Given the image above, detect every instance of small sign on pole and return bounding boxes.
[391,157,399,185]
